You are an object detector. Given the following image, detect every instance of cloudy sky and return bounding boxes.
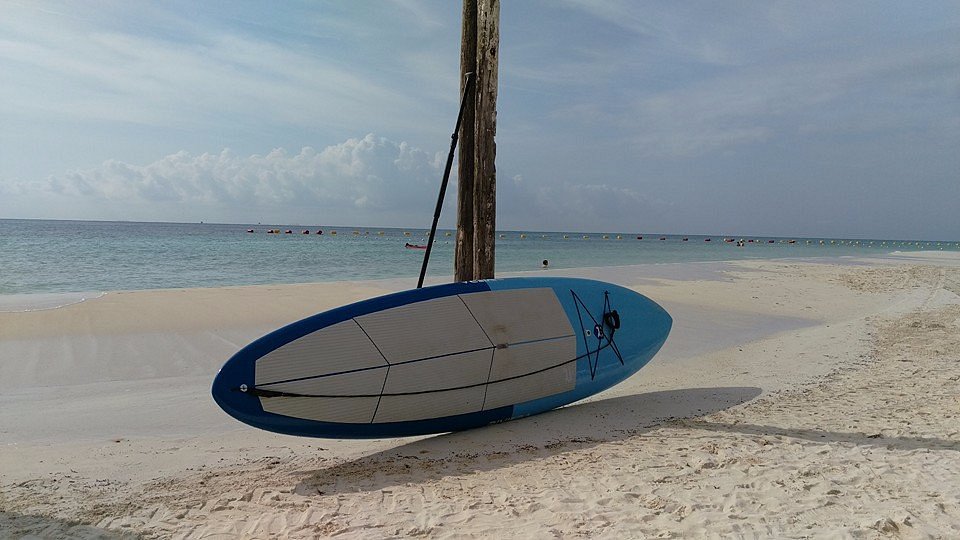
[1,1,957,239]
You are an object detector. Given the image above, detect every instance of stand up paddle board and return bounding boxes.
[212,277,671,438]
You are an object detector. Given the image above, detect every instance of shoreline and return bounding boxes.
[3,250,954,313]
[2,255,959,536]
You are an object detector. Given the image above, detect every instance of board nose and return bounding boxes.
[631,295,672,352]
[651,298,673,340]
[655,299,673,334]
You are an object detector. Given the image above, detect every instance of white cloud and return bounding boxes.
[0,132,674,231]
[1,135,444,222]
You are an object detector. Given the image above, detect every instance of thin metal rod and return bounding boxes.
[417,72,476,288]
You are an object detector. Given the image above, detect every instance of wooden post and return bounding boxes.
[454,0,477,282]
[473,0,498,279]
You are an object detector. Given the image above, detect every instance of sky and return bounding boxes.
[1,1,958,239]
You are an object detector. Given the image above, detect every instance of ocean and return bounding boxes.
[1,219,956,296]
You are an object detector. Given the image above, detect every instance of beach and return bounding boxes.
[2,253,959,538]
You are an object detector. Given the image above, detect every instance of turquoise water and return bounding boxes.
[1,219,956,295]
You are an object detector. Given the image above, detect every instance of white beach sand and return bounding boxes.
[2,254,959,538]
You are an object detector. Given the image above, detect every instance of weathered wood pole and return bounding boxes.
[473,0,499,279]
[454,0,477,282]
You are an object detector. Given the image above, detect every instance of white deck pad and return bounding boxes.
[254,288,581,424]
[374,386,487,423]
[256,320,387,384]
[259,368,387,397]
[355,296,492,363]
[484,337,577,410]
[459,288,574,345]
[262,395,381,424]
[383,349,495,394]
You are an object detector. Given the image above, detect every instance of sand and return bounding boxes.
[2,254,959,538]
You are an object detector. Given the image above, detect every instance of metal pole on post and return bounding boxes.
[473,0,498,280]
[454,0,477,282]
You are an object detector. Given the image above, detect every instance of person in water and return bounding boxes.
[542,259,549,268]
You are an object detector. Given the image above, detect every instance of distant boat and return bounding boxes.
[405,242,427,250]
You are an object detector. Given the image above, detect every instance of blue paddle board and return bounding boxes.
[212,277,671,438]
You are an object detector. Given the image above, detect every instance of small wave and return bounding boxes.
[0,291,105,313]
